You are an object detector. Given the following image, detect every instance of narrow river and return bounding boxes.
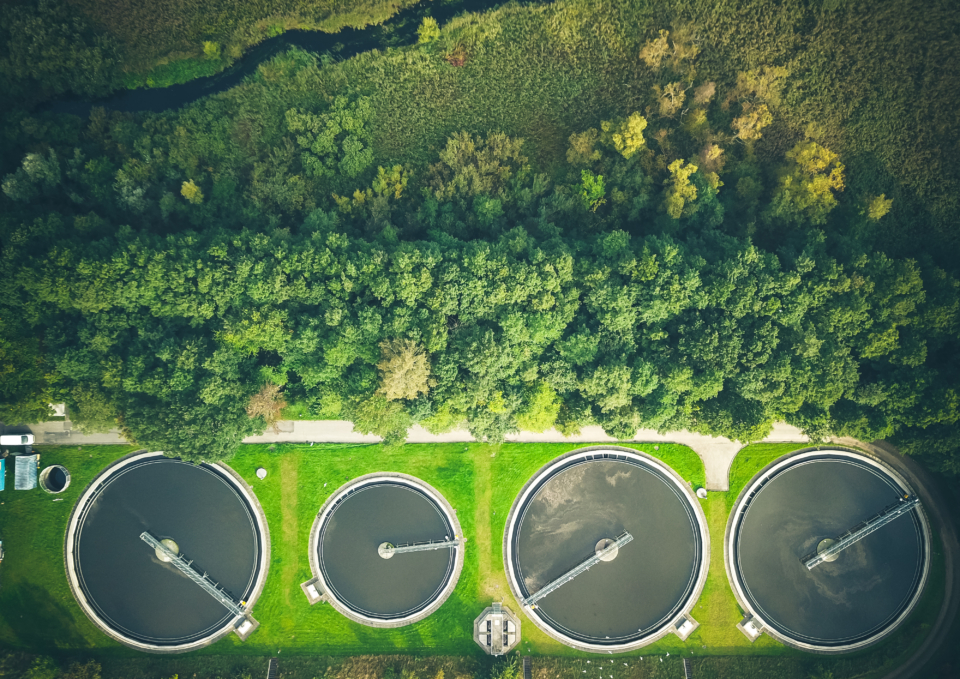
[47,0,526,117]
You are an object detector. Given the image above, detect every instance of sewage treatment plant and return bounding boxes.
[48,444,937,660]
[64,452,269,651]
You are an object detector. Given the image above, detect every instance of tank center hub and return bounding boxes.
[595,538,619,561]
[155,538,179,562]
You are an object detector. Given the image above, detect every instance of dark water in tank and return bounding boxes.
[318,483,455,619]
[734,457,925,646]
[48,467,67,491]
[512,457,701,644]
[72,458,261,645]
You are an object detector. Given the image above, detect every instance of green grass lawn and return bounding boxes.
[0,441,948,679]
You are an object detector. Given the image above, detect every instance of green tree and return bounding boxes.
[286,96,374,180]
[0,0,120,97]
[350,395,412,446]
[0,324,51,425]
[21,656,58,679]
[579,170,606,212]
[427,131,527,202]
[417,17,441,44]
[61,660,102,679]
[66,387,119,434]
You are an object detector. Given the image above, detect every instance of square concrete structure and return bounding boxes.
[672,614,699,641]
[234,615,260,641]
[300,577,325,605]
[737,614,763,642]
[473,602,521,656]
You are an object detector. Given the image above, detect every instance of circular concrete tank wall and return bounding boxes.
[725,449,930,653]
[40,464,70,493]
[504,447,709,652]
[308,473,464,627]
[65,452,269,652]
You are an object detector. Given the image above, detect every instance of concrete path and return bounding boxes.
[20,419,808,491]
[242,420,808,491]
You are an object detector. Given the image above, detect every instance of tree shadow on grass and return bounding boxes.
[0,584,87,649]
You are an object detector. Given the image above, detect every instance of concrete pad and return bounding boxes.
[737,615,763,642]
[300,577,325,605]
[233,616,259,641]
[673,615,699,641]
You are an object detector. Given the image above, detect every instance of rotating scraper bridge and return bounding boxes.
[140,532,247,618]
[801,496,921,569]
[523,532,634,608]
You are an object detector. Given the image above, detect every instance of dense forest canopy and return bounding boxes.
[1,0,959,473]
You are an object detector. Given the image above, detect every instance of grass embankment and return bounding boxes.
[0,442,948,679]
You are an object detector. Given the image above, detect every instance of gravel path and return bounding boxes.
[22,420,810,491]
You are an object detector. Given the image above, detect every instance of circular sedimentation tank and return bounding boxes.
[40,464,71,493]
[65,452,269,652]
[504,447,709,652]
[726,449,930,653]
[309,473,464,627]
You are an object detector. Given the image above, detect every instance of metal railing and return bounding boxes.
[522,531,633,608]
[381,538,460,555]
[140,532,246,618]
[801,496,921,570]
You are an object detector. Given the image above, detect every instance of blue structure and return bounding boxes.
[0,458,5,491]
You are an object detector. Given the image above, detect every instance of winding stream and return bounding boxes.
[48,0,524,117]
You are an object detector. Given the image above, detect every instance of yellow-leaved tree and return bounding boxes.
[653,82,686,118]
[732,103,773,141]
[566,128,601,166]
[867,194,894,221]
[767,141,845,225]
[181,179,203,204]
[663,159,698,219]
[516,383,561,432]
[377,339,432,400]
[601,112,647,159]
[639,29,671,68]
[246,383,287,433]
